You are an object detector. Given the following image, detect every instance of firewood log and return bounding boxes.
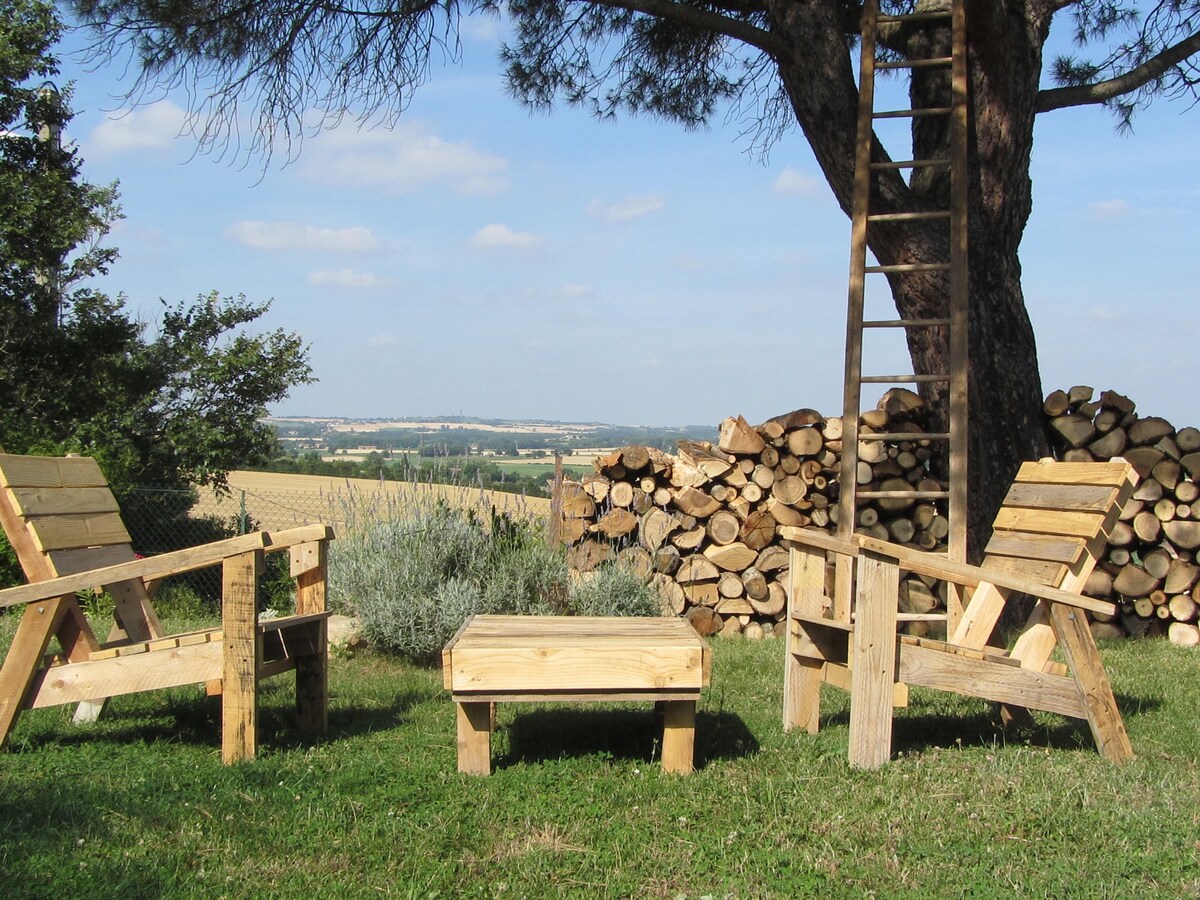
[750,580,787,617]
[1164,559,1199,595]
[1050,415,1095,449]
[673,486,721,518]
[609,481,635,508]
[652,574,687,615]
[1167,622,1200,646]
[718,415,767,455]
[1164,519,1200,550]
[706,509,741,546]
[1113,563,1161,598]
[703,541,758,572]
[718,571,745,598]
[597,507,638,538]
[676,554,720,584]
[755,544,789,573]
[741,567,769,601]
[582,474,611,501]
[653,545,682,576]
[741,509,777,551]
[1128,417,1174,446]
[671,526,706,552]
[787,427,824,457]
[1176,426,1200,454]
[771,475,807,506]
[1043,390,1070,417]
[1168,594,1197,622]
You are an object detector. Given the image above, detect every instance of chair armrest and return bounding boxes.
[263,524,336,553]
[0,524,338,610]
[777,526,861,558]
[855,535,1117,617]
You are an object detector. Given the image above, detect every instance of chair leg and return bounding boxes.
[222,550,262,764]
[295,620,329,735]
[783,651,823,734]
[1049,603,1133,763]
[457,702,492,775]
[848,551,899,769]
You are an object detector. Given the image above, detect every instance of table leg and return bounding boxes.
[660,699,697,774]
[457,702,492,775]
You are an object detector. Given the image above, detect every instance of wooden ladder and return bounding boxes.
[834,0,970,632]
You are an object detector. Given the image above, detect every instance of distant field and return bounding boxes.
[199,470,551,532]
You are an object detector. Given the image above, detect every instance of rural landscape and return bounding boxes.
[3,0,1200,897]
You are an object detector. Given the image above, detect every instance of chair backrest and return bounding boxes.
[982,458,1137,589]
[0,454,136,579]
[0,453,159,642]
[951,458,1137,649]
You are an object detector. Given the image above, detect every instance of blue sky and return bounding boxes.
[51,14,1199,429]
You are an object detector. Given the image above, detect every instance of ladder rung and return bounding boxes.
[861,374,950,384]
[877,11,952,25]
[868,211,951,223]
[871,159,950,170]
[877,57,953,70]
[863,318,951,328]
[858,432,951,442]
[873,107,952,119]
[857,490,951,500]
[865,263,951,274]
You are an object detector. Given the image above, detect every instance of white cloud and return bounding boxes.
[469,223,542,250]
[308,268,383,289]
[303,120,508,195]
[1088,199,1130,220]
[85,101,189,156]
[1088,306,1118,321]
[587,193,665,222]
[227,221,380,252]
[773,166,820,196]
[368,333,402,348]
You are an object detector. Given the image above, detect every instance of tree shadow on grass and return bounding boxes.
[819,689,1159,757]
[498,708,757,771]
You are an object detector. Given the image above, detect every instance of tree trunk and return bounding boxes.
[767,0,1052,556]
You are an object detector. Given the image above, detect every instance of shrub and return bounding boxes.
[329,487,659,660]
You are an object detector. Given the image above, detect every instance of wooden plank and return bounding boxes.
[991,506,1108,539]
[821,660,908,707]
[0,454,109,489]
[661,699,697,774]
[442,615,475,690]
[981,531,1086,566]
[448,647,707,693]
[847,551,899,769]
[221,550,262,764]
[897,642,1088,718]
[0,532,269,609]
[1048,603,1134,762]
[28,639,224,708]
[452,690,702,703]
[856,536,1116,616]
[1013,460,1134,487]
[457,702,492,775]
[0,599,72,742]
[5,485,120,518]
[26,512,131,553]
[981,555,1068,587]
[784,544,829,733]
[1001,482,1117,513]
[294,618,328,735]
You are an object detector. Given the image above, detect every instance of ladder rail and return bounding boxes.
[834,0,969,632]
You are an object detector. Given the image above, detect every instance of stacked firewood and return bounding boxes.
[558,389,951,638]
[1045,387,1200,646]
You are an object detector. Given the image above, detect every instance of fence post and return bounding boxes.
[238,490,248,534]
[547,454,564,548]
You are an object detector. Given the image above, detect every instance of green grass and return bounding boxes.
[2,618,1199,898]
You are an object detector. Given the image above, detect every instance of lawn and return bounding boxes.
[1,619,1198,898]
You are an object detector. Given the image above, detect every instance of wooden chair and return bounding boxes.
[0,453,334,762]
[782,458,1138,768]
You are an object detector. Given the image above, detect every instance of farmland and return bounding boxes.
[199,470,551,533]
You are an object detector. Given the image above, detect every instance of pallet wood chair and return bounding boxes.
[782,458,1138,768]
[0,453,334,763]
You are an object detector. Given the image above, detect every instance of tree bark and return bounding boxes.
[766,0,1052,557]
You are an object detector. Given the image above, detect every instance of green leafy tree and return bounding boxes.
[0,0,313,524]
[67,0,1199,546]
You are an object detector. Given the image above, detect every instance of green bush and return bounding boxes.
[329,494,659,659]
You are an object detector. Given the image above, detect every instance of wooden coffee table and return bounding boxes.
[442,615,710,775]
